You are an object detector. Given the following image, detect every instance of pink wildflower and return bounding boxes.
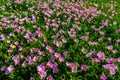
[92,58,100,63]
[81,64,88,71]
[97,52,105,60]
[5,65,14,74]
[100,73,107,80]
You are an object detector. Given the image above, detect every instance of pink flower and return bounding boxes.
[112,50,117,54]
[48,0,53,3]
[18,45,22,51]
[98,37,103,41]
[14,41,19,46]
[38,32,43,38]
[62,37,67,43]
[80,36,88,41]
[100,73,107,80]
[32,56,39,62]
[26,56,32,61]
[53,40,63,47]
[22,61,27,68]
[30,77,35,80]
[46,61,54,68]
[81,64,88,71]
[37,64,46,72]
[117,58,120,62]
[54,53,61,58]
[116,39,120,43]
[88,41,98,45]
[86,50,95,57]
[0,66,6,71]
[106,45,113,50]
[97,52,105,60]
[15,0,23,4]
[99,31,105,35]
[47,75,53,80]
[5,65,14,74]
[108,37,112,41]
[40,2,48,9]
[52,64,58,73]
[102,20,108,26]
[12,55,20,65]
[66,62,78,73]
[116,29,120,33]
[92,58,100,63]
[103,64,118,75]
[58,56,65,62]
[38,70,47,79]
[71,65,78,73]
[109,69,116,75]
[49,49,55,54]
[37,64,47,78]
[46,45,51,51]
[106,58,116,63]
